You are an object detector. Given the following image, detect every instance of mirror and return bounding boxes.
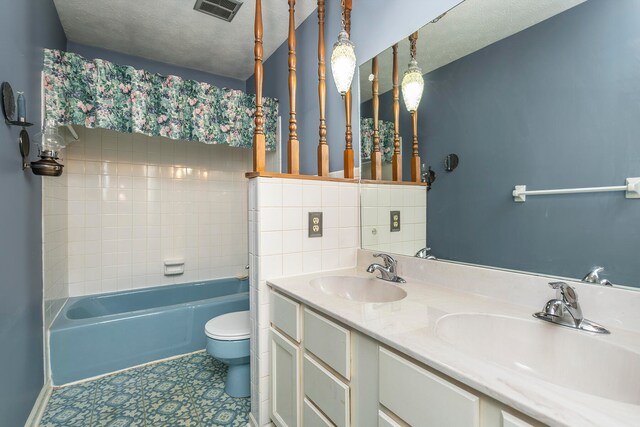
[358,0,640,288]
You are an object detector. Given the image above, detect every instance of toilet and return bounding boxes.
[205,310,251,397]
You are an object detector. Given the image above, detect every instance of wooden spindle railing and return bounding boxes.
[371,56,382,180]
[253,0,265,173]
[392,44,402,181]
[318,0,329,176]
[317,0,329,176]
[287,0,299,175]
[342,0,354,179]
[411,110,420,182]
[409,31,421,183]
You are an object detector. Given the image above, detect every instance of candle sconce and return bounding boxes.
[2,81,64,176]
[2,82,34,127]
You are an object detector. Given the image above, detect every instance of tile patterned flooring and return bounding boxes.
[40,351,250,427]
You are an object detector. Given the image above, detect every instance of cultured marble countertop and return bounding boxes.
[268,268,640,427]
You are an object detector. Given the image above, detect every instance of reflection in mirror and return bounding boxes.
[358,0,640,288]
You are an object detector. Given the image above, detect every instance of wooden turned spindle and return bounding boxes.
[392,44,402,181]
[317,0,329,176]
[409,31,421,183]
[253,0,265,173]
[287,0,299,175]
[343,0,354,179]
[371,56,382,181]
[411,110,421,182]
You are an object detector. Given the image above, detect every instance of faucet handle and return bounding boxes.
[549,281,578,304]
[583,266,604,283]
[373,253,396,268]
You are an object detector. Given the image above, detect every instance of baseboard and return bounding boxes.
[24,381,52,427]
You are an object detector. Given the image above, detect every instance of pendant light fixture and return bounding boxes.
[401,32,424,113]
[330,0,356,96]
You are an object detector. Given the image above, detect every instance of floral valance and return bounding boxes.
[43,49,278,150]
[360,117,395,163]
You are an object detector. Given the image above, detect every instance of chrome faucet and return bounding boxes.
[415,247,437,260]
[582,266,612,287]
[533,281,609,334]
[367,253,406,283]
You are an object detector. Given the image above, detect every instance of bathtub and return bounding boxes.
[50,277,249,385]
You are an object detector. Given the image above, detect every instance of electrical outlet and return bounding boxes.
[308,212,323,237]
[390,211,401,232]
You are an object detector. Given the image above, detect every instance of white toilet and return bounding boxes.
[205,310,251,397]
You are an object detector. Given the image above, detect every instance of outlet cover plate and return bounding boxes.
[308,212,323,237]
[390,211,401,232]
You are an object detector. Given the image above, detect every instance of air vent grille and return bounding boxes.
[194,0,243,22]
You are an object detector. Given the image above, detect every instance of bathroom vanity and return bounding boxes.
[267,253,640,427]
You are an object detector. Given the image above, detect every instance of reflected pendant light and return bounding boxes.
[330,0,356,96]
[401,32,424,112]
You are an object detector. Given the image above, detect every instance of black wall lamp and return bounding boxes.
[2,81,64,176]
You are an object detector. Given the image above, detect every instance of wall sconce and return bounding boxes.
[330,0,356,96]
[2,81,64,176]
[401,33,424,113]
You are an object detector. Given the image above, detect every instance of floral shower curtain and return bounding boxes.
[360,117,395,163]
[43,49,279,150]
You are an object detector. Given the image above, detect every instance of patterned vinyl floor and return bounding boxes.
[40,351,250,427]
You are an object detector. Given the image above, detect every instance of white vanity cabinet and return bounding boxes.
[269,288,542,427]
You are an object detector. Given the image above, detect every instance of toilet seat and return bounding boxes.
[205,310,250,341]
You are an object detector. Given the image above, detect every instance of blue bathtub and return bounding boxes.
[50,278,249,385]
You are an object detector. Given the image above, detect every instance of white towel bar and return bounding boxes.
[512,178,640,202]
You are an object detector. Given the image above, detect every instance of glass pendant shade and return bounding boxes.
[401,58,424,112]
[330,30,356,95]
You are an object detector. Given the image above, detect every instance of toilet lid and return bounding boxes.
[205,310,250,341]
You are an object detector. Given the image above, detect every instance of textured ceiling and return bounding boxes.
[53,0,317,81]
[359,0,586,102]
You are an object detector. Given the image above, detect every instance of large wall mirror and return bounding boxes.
[358,0,640,289]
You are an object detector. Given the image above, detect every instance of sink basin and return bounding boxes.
[309,276,407,303]
[436,313,640,405]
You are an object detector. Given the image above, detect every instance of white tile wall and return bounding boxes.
[60,127,252,296]
[43,168,69,328]
[360,183,427,256]
[248,177,360,425]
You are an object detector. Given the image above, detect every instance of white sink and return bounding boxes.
[436,313,640,405]
[309,276,407,303]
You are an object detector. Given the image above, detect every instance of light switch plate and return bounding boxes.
[390,211,401,232]
[308,212,323,237]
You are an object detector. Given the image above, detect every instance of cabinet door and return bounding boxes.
[271,328,301,427]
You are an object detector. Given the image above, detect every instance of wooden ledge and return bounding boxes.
[245,171,358,183]
[360,179,427,187]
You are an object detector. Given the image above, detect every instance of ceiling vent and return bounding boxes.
[194,0,243,22]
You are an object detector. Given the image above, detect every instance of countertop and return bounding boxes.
[268,268,640,427]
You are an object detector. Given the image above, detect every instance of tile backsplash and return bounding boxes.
[360,183,427,256]
[61,127,252,296]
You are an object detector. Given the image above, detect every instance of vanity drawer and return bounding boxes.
[379,347,479,427]
[304,397,335,427]
[502,411,534,427]
[304,354,350,427]
[270,291,301,342]
[304,308,351,379]
[378,410,404,427]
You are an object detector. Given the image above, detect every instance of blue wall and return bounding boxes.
[247,0,459,174]
[365,0,640,287]
[0,0,66,424]
[67,42,246,91]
